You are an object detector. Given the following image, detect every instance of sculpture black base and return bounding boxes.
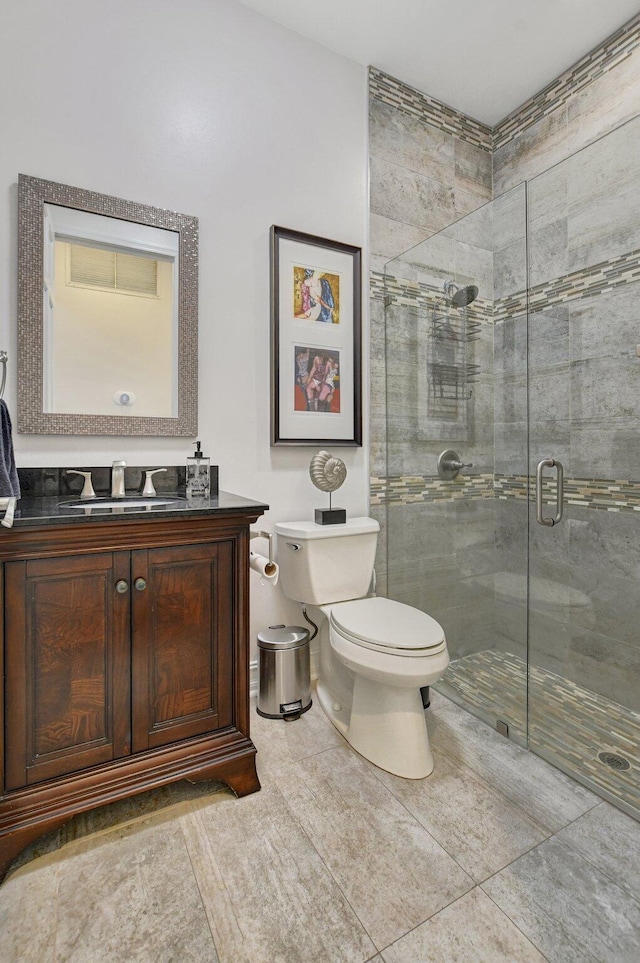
[315,508,347,525]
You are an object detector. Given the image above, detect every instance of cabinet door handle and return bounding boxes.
[115,579,129,594]
[134,577,147,591]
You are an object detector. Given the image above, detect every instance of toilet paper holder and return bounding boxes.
[250,529,273,564]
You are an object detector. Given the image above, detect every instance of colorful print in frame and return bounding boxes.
[271,225,362,446]
[293,265,340,324]
[294,345,340,413]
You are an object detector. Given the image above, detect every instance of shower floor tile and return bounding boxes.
[438,648,640,818]
[437,649,529,742]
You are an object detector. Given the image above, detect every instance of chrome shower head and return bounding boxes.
[443,280,479,308]
[451,284,478,307]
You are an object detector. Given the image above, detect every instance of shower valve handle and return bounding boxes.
[437,450,472,480]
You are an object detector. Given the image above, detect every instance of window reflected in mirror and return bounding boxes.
[43,204,178,419]
[18,175,198,436]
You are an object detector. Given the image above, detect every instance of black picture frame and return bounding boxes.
[270,225,362,446]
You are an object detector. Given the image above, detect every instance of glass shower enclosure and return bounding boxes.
[382,117,639,818]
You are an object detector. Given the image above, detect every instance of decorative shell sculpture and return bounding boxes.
[309,450,347,493]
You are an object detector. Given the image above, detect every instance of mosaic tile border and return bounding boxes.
[493,475,530,503]
[371,269,493,327]
[371,473,640,513]
[494,246,640,322]
[370,269,386,302]
[379,246,640,324]
[494,474,640,514]
[439,648,640,817]
[371,473,494,506]
[369,67,492,152]
[493,13,640,150]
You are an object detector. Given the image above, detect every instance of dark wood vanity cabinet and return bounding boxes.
[131,542,234,752]
[5,551,132,788]
[0,507,264,882]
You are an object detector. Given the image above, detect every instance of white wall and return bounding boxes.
[0,0,369,669]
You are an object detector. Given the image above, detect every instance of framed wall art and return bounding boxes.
[270,225,362,446]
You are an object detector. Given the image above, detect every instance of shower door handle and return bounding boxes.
[536,458,564,527]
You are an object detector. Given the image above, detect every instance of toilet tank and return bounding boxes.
[275,517,380,604]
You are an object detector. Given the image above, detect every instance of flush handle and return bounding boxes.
[286,542,302,551]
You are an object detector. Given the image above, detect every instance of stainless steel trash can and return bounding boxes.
[257,625,312,720]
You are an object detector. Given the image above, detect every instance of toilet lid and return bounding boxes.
[330,597,445,653]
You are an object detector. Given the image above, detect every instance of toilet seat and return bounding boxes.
[330,596,446,658]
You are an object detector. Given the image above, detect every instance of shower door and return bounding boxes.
[526,117,640,817]
[382,119,639,816]
[383,186,530,744]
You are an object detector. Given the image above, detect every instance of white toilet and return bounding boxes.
[274,517,449,778]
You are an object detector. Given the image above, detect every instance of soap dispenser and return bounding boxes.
[186,440,210,498]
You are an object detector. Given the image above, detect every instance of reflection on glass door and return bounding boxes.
[526,117,640,818]
[384,186,530,747]
[383,116,639,819]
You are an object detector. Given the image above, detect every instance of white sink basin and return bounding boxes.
[61,496,185,509]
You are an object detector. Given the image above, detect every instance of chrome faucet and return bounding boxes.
[66,469,96,499]
[111,460,127,497]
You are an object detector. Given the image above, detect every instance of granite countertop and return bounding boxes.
[9,490,269,528]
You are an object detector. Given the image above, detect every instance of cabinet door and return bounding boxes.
[4,553,131,789]
[131,541,234,751]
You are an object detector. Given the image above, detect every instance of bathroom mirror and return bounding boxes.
[18,174,198,435]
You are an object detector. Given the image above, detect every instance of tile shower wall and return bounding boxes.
[372,13,640,683]
[378,184,527,661]
[492,14,640,193]
[524,129,640,708]
[369,68,492,605]
[493,103,640,707]
[380,232,498,652]
[369,68,492,274]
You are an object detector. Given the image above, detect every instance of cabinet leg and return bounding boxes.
[0,818,68,885]
[188,752,260,798]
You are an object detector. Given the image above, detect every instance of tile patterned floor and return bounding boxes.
[1,690,640,962]
[439,648,640,817]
